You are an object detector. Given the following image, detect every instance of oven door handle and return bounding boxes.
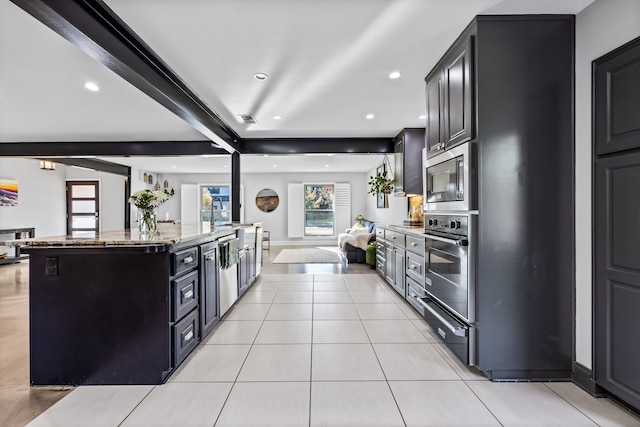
[417,297,467,337]
[424,233,468,247]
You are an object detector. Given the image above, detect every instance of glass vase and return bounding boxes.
[138,208,158,235]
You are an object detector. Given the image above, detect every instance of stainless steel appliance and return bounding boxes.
[218,234,239,316]
[419,213,476,365]
[424,142,476,212]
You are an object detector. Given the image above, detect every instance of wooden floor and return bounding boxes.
[0,244,372,427]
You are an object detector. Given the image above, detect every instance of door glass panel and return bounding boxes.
[71,185,96,198]
[72,200,95,213]
[72,216,96,229]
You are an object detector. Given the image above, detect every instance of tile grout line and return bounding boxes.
[543,382,606,426]
[362,273,408,427]
[462,380,505,427]
[211,294,271,427]
[116,385,157,427]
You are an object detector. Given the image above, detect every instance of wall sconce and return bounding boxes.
[40,160,56,170]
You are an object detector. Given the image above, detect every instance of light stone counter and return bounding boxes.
[0,222,258,248]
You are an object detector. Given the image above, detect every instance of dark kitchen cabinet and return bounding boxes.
[383,229,406,297]
[594,36,640,156]
[394,128,425,196]
[425,36,474,159]
[384,242,394,285]
[393,247,406,297]
[594,36,640,413]
[421,15,575,381]
[425,71,444,156]
[200,242,219,339]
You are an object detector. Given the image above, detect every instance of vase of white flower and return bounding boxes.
[137,208,158,235]
[129,189,170,236]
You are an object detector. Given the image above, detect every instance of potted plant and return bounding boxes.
[367,166,394,195]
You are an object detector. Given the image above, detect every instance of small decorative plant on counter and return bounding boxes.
[129,189,171,235]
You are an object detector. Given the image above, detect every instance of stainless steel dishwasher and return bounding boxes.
[218,234,239,316]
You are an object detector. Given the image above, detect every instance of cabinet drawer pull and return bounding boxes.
[184,290,194,299]
[206,255,215,261]
[183,256,194,264]
[411,242,417,246]
[184,330,194,342]
[411,265,417,269]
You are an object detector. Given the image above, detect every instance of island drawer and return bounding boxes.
[171,270,199,322]
[375,227,385,238]
[385,230,405,247]
[172,247,199,276]
[406,235,425,255]
[173,309,199,367]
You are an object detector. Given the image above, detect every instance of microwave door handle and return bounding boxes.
[417,297,467,337]
[424,233,468,247]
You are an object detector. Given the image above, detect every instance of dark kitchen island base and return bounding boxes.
[29,246,174,385]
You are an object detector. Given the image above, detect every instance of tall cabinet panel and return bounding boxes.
[594,36,640,412]
[474,16,574,380]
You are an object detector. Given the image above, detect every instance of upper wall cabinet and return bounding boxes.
[425,36,474,159]
[595,37,640,156]
[394,128,425,196]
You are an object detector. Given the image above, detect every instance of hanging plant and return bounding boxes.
[368,155,394,195]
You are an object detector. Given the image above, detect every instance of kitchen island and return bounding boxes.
[2,222,260,386]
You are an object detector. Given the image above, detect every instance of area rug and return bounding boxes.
[272,247,342,264]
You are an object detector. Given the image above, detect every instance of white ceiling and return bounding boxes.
[0,0,595,172]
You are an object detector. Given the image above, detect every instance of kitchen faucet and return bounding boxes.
[210,197,224,230]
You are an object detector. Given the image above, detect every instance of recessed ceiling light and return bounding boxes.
[388,71,402,79]
[273,164,278,168]
[273,115,282,120]
[84,81,99,91]
[366,113,375,120]
[418,114,427,120]
[253,73,268,81]
[263,154,269,157]
[325,164,330,167]
[171,165,177,168]
[224,165,228,168]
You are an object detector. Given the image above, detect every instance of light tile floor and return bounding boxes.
[5,248,640,427]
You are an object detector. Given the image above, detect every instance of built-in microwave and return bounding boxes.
[424,142,475,212]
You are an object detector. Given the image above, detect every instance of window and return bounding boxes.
[304,184,334,236]
[200,185,230,227]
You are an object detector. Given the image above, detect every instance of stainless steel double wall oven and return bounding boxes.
[420,141,478,365]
